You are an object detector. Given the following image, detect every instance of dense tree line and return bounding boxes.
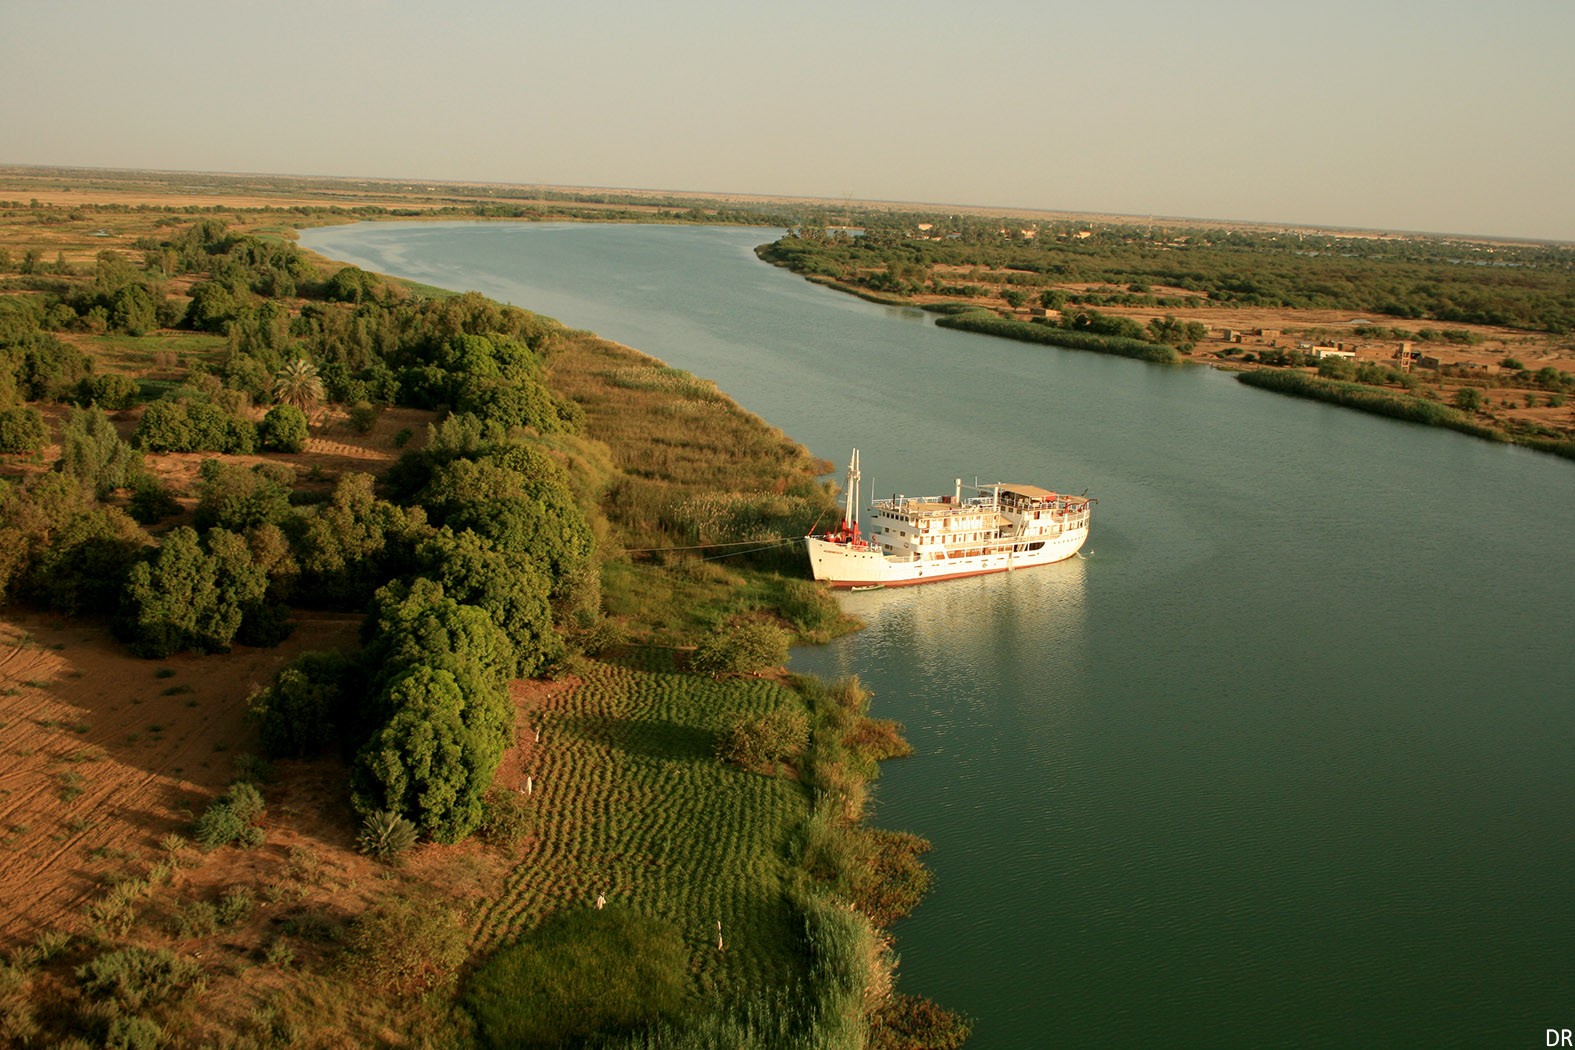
[760,224,1575,334]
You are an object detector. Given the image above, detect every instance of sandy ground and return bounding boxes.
[0,618,567,953]
[0,402,452,949]
[0,613,360,946]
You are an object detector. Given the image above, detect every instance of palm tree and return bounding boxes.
[272,358,325,415]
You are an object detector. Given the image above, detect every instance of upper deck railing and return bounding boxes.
[872,492,1088,520]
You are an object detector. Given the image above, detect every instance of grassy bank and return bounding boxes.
[933,308,1181,364]
[1236,369,1575,460]
[460,662,945,1050]
[0,185,957,1048]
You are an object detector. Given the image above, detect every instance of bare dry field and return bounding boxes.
[0,402,449,951]
[0,613,361,947]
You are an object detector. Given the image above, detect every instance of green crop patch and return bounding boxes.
[470,658,811,1005]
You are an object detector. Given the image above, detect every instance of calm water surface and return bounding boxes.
[301,222,1575,1048]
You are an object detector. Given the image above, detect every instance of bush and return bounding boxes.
[248,650,353,758]
[358,809,418,861]
[192,780,265,849]
[104,1016,165,1050]
[347,400,379,434]
[259,403,308,453]
[215,886,254,926]
[717,706,810,773]
[477,787,533,846]
[869,993,974,1050]
[74,946,203,1011]
[343,894,466,993]
[690,619,789,675]
[777,577,842,641]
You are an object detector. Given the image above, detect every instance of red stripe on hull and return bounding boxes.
[826,561,1065,589]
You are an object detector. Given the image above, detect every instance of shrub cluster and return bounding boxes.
[192,781,266,850]
[132,396,257,454]
[691,619,790,675]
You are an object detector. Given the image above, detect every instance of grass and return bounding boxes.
[934,308,1181,363]
[468,656,811,1002]
[465,905,693,1048]
[547,330,838,567]
[1235,368,1575,461]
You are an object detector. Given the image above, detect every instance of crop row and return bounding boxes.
[469,660,811,998]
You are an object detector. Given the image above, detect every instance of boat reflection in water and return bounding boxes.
[801,553,1091,757]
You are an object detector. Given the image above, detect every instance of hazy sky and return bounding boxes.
[4,0,1573,241]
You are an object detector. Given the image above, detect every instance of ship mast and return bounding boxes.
[844,448,861,537]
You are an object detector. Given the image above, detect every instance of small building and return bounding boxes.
[1222,329,1243,343]
[1312,346,1355,360]
[1258,328,1282,340]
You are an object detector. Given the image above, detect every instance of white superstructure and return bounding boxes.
[805,449,1092,588]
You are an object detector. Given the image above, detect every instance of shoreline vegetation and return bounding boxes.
[0,171,970,1047]
[754,226,1575,461]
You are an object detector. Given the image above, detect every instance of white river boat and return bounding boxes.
[804,449,1092,588]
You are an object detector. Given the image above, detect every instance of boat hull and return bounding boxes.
[805,527,1087,588]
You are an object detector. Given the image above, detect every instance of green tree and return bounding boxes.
[272,358,325,415]
[352,664,497,842]
[116,526,269,657]
[293,472,427,608]
[1453,387,1486,412]
[417,527,561,678]
[74,373,139,410]
[324,265,379,304]
[185,281,239,332]
[58,406,142,498]
[420,445,594,593]
[0,405,47,453]
[259,403,308,452]
[109,284,158,336]
[248,650,355,758]
[24,506,149,616]
[131,400,194,452]
[193,459,292,531]
[364,577,515,699]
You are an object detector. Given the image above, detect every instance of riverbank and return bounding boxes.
[755,252,1575,462]
[284,214,1575,1050]
[0,184,970,1047]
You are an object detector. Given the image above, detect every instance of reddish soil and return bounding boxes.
[0,613,360,947]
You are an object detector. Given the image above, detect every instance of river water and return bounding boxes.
[300,222,1575,1048]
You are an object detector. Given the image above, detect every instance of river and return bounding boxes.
[300,221,1575,1049]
